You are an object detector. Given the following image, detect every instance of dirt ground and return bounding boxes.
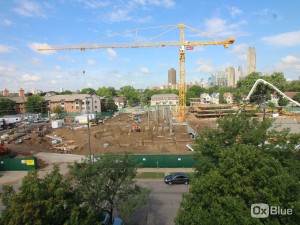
[5,111,298,157]
[7,112,216,156]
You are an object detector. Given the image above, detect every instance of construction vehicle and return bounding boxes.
[0,143,11,155]
[38,24,235,122]
[131,123,141,132]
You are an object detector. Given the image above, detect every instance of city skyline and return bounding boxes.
[1,1,300,93]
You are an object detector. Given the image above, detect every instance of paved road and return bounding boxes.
[134,179,189,225]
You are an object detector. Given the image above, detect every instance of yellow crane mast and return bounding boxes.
[38,23,235,122]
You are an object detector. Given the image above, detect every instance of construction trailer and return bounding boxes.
[51,120,65,129]
[0,115,23,124]
[74,114,95,124]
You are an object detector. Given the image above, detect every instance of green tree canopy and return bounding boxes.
[60,90,73,95]
[53,105,65,114]
[176,145,299,225]
[96,86,117,98]
[186,85,205,105]
[105,97,118,112]
[80,88,96,95]
[0,165,78,225]
[176,114,300,224]
[119,86,140,106]
[24,95,46,113]
[286,80,300,92]
[0,98,16,116]
[69,153,150,224]
[292,92,300,103]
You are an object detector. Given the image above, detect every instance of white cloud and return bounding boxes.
[204,17,247,38]
[276,55,300,69]
[28,43,55,55]
[130,73,139,77]
[87,59,96,66]
[81,0,110,9]
[55,66,62,71]
[102,0,175,22]
[106,9,132,22]
[230,7,242,18]
[13,0,48,18]
[1,19,13,26]
[107,48,117,61]
[21,74,41,82]
[140,66,150,74]
[0,45,13,53]
[193,59,215,74]
[228,43,248,61]
[29,58,43,65]
[261,31,300,47]
[145,0,175,8]
[254,8,282,24]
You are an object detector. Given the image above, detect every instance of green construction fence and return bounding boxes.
[0,157,38,171]
[134,155,195,168]
[95,154,195,168]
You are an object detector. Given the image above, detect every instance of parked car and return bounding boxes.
[164,172,190,185]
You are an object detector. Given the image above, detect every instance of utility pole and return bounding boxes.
[86,96,92,162]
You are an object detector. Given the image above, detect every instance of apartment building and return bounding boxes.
[150,94,179,106]
[45,94,105,113]
[0,88,26,114]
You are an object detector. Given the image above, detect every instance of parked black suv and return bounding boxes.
[164,172,190,185]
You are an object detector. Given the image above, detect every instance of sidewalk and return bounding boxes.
[137,167,195,175]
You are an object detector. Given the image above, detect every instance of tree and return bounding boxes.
[176,145,299,225]
[186,85,205,105]
[24,95,46,113]
[0,98,16,116]
[105,97,118,112]
[278,96,289,106]
[119,86,140,106]
[286,80,300,92]
[96,86,117,98]
[53,105,65,114]
[0,165,77,225]
[264,72,287,92]
[69,153,150,225]
[176,114,300,224]
[60,90,73,95]
[292,93,300,103]
[80,88,96,95]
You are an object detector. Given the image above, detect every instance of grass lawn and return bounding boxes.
[136,172,165,179]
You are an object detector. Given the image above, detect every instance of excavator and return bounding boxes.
[0,143,11,156]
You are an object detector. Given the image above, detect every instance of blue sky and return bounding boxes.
[1,0,300,93]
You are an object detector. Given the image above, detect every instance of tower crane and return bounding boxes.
[38,23,235,122]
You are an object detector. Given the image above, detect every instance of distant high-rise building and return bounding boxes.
[216,71,227,86]
[168,68,176,85]
[247,47,256,75]
[235,66,243,83]
[31,89,42,95]
[208,74,216,87]
[226,67,235,87]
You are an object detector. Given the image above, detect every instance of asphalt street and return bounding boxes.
[134,179,190,225]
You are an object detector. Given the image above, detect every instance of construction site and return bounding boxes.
[0,107,214,157]
[1,103,300,159]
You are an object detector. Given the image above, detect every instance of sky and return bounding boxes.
[1,0,300,93]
